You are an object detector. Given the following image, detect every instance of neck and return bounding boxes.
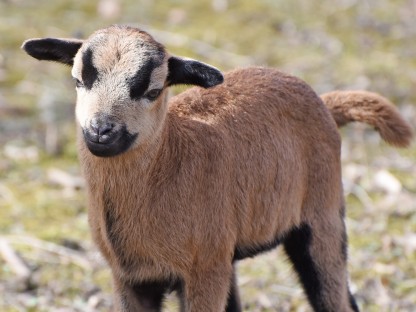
[77,114,177,189]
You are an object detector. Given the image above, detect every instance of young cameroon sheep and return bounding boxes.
[22,25,412,312]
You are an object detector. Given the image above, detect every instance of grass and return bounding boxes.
[1,0,415,311]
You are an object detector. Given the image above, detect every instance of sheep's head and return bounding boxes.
[22,25,223,157]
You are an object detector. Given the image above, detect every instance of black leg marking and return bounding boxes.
[349,290,360,312]
[341,223,348,262]
[82,48,99,89]
[128,281,168,311]
[176,280,186,312]
[283,224,326,311]
[339,203,349,262]
[120,279,181,312]
[284,223,360,312]
[225,265,242,312]
[233,235,282,261]
[342,204,360,312]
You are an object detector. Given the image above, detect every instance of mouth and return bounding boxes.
[83,127,138,157]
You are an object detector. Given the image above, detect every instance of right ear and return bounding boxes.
[166,56,224,88]
[22,38,84,66]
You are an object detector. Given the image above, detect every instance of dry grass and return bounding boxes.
[1,0,415,311]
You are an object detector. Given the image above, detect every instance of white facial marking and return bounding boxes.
[71,26,169,149]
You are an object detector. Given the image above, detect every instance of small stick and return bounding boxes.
[3,235,92,270]
[0,238,31,279]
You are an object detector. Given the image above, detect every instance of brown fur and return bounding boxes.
[321,90,413,147]
[81,67,349,311]
[22,26,413,312]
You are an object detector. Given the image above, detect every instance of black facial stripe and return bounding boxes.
[128,59,157,100]
[81,48,99,89]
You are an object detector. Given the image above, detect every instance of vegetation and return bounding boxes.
[0,0,415,311]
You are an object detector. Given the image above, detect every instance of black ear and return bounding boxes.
[22,38,84,66]
[167,56,224,88]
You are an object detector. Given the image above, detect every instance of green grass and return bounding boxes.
[1,0,415,311]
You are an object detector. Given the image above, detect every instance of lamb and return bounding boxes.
[22,25,412,312]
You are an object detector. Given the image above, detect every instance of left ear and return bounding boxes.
[166,56,224,88]
[22,38,84,66]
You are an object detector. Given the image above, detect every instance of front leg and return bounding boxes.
[113,277,168,312]
[225,264,242,312]
[179,263,233,312]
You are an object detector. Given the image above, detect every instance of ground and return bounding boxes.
[1,0,415,311]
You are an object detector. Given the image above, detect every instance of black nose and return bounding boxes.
[87,117,116,143]
[91,118,114,136]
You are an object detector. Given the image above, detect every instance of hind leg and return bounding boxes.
[283,215,359,312]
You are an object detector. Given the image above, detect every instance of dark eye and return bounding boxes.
[73,77,84,88]
[145,89,162,101]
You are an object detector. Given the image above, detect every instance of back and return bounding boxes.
[169,67,342,246]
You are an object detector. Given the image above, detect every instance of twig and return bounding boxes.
[348,184,374,211]
[48,168,85,190]
[2,235,92,270]
[0,238,31,279]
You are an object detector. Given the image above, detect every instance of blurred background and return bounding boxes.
[0,0,415,311]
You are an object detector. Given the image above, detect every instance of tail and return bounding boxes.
[320,90,413,147]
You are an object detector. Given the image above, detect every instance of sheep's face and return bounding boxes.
[71,27,169,157]
[22,25,223,157]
